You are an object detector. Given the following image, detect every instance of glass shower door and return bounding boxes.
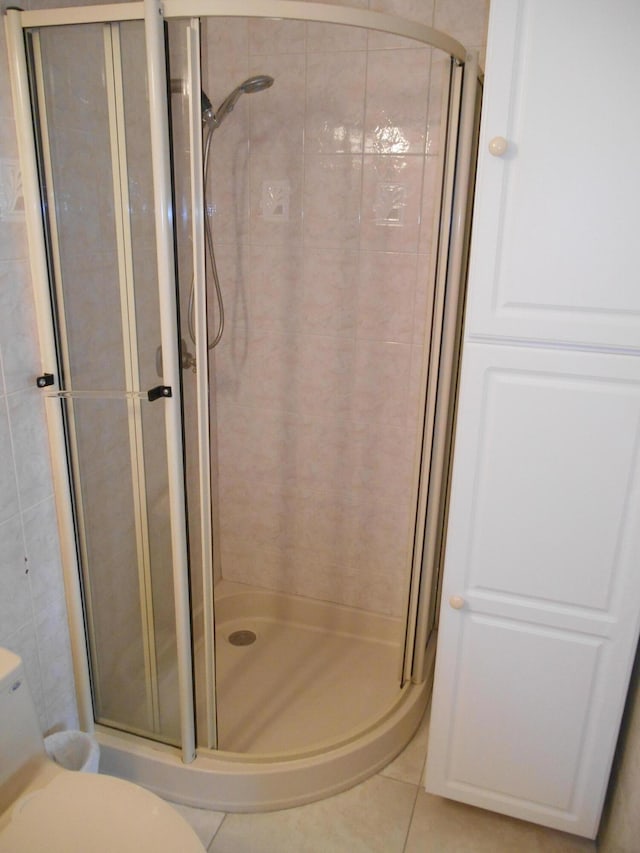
[28,19,187,745]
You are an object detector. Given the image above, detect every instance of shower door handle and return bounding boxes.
[147,385,173,402]
[36,373,55,388]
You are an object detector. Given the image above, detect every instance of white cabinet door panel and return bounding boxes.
[466,0,640,351]
[425,343,640,838]
[448,616,600,811]
[465,366,640,611]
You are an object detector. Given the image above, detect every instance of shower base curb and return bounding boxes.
[96,680,428,812]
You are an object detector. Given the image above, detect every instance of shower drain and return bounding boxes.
[228,630,257,647]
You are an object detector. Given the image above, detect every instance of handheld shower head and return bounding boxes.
[239,75,274,94]
[191,74,276,353]
[202,74,274,129]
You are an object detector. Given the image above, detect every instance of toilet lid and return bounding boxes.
[0,771,205,853]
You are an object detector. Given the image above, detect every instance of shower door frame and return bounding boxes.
[5,3,197,762]
[7,0,475,764]
[27,20,171,737]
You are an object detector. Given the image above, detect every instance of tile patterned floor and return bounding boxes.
[168,708,597,852]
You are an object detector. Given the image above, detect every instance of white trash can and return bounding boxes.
[44,730,100,773]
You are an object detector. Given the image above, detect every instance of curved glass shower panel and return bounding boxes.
[187,15,455,755]
[119,20,181,740]
[30,20,182,744]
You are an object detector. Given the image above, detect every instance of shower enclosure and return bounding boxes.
[6,0,480,809]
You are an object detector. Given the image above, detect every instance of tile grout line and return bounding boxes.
[401,705,431,852]
[401,779,423,853]
[207,811,229,852]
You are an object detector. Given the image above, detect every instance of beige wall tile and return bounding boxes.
[303,154,363,249]
[0,395,20,523]
[250,146,304,247]
[7,391,53,510]
[0,515,31,637]
[250,243,305,334]
[368,0,436,50]
[249,19,306,56]
[357,250,418,344]
[360,154,424,253]
[306,51,366,154]
[302,248,359,337]
[307,19,368,54]
[365,48,430,155]
[434,0,490,50]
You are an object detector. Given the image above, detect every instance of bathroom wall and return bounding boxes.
[202,0,489,618]
[0,1,78,733]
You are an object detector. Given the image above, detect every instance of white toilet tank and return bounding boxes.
[0,648,45,790]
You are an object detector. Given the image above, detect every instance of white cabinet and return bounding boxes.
[465,0,640,351]
[425,0,640,839]
[426,343,640,837]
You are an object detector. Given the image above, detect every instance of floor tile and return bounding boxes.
[208,773,417,853]
[404,790,597,853]
[168,803,226,848]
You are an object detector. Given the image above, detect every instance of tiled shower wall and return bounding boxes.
[0,1,78,733]
[203,0,489,617]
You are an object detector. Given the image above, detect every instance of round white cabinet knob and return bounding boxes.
[488,136,508,156]
[449,595,465,610]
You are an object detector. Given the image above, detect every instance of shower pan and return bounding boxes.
[6,0,480,810]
